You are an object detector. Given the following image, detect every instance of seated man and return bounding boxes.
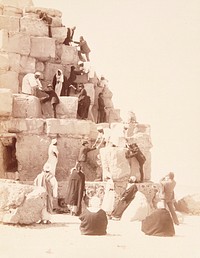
[79,196,108,235]
[141,200,175,237]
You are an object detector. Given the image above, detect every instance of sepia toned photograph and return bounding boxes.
[0,0,200,257]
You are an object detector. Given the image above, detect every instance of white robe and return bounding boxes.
[46,143,58,176]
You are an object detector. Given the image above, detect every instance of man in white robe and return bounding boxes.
[22,72,43,96]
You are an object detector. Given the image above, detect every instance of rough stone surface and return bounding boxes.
[24,6,62,17]
[0,53,9,74]
[8,32,30,55]
[8,52,20,72]
[20,16,48,37]
[0,0,33,9]
[3,5,22,17]
[100,146,131,181]
[12,94,42,118]
[0,179,46,225]
[44,62,64,82]
[0,88,12,116]
[0,71,19,93]
[176,194,200,215]
[0,15,20,32]
[19,55,36,73]
[51,27,66,43]
[30,37,56,61]
[0,29,8,51]
[7,118,45,134]
[61,45,79,65]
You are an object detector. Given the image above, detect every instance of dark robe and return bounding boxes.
[79,208,108,235]
[111,184,138,218]
[52,75,68,96]
[40,89,60,105]
[77,89,91,119]
[66,170,85,216]
[141,208,175,237]
[97,96,106,123]
[65,67,82,96]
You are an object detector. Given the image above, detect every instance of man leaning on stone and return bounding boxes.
[21,72,43,96]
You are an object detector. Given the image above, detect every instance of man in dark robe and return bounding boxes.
[40,84,60,118]
[77,84,91,119]
[111,176,138,220]
[79,196,108,235]
[141,201,175,237]
[66,162,85,216]
[78,140,96,172]
[97,92,106,123]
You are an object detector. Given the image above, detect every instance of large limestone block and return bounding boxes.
[100,146,131,181]
[20,16,48,37]
[176,194,200,215]
[0,53,9,74]
[57,96,78,119]
[8,32,30,55]
[0,71,19,93]
[19,55,35,73]
[75,73,89,84]
[0,0,33,9]
[0,29,8,51]
[8,53,20,72]
[3,5,23,17]
[61,45,79,64]
[46,118,91,136]
[25,6,62,18]
[0,179,46,225]
[30,37,56,61]
[0,88,12,116]
[8,118,45,134]
[51,27,67,43]
[0,15,20,32]
[12,94,42,118]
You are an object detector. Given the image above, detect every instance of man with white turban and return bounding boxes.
[22,72,43,96]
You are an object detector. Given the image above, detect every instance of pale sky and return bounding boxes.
[34,0,200,187]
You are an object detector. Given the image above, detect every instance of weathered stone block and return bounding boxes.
[0,179,46,225]
[0,53,9,74]
[8,53,20,72]
[57,96,78,118]
[30,37,55,61]
[75,73,89,84]
[0,88,12,116]
[20,16,48,37]
[0,15,20,32]
[8,32,30,55]
[176,194,200,215]
[3,5,23,17]
[7,118,45,134]
[1,0,33,9]
[61,45,79,64]
[19,55,35,73]
[45,118,91,136]
[51,16,62,27]
[51,27,67,43]
[12,94,42,118]
[100,146,131,181]
[0,29,8,51]
[0,71,19,93]
[25,6,62,18]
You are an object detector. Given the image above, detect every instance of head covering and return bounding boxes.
[51,138,57,145]
[43,163,51,172]
[35,72,41,76]
[168,172,174,179]
[97,125,103,131]
[78,61,84,66]
[56,69,64,83]
[128,176,137,183]
[82,140,89,145]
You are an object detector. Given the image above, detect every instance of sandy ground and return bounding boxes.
[0,213,200,258]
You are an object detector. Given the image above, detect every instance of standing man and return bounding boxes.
[45,138,59,176]
[63,26,76,45]
[77,140,96,171]
[160,172,179,225]
[22,72,43,96]
[66,162,85,216]
[34,163,58,224]
[97,93,107,123]
[74,36,91,62]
